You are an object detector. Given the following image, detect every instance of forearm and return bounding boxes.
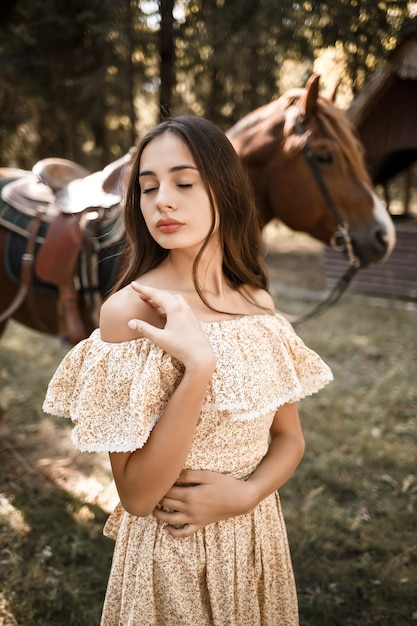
[110,364,213,516]
[152,404,305,537]
[153,432,305,536]
[244,431,305,511]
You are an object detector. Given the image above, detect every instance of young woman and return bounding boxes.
[44,116,333,625]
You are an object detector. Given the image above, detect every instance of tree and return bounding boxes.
[0,0,146,167]
[174,0,294,127]
[159,0,175,119]
[0,0,414,165]
[311,0,411,93]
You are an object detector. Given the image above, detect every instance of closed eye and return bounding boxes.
[316,152,333,165]
[142,186,158,194]
[177,183,192,188]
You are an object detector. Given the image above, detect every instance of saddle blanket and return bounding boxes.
[1,197,125,298]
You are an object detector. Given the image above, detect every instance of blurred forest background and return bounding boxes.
[0,0,416,172]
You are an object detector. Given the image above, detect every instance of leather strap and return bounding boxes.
[0,212,43,324]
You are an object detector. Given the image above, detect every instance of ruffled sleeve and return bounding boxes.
[43,329,184,452]
[200,314,333,421]
[271,313,334,395]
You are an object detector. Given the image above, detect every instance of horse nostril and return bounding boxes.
[351,225,391,267]
[372,226,389,253]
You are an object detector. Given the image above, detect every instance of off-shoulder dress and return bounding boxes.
[43,313,333,626]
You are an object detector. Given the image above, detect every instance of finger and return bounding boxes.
[130,281,157,296]
[130,283,167,318]
[130,282,168,306]
[153,508,188,525]
[160,485,183,500]
[157,496,186,511]
[131,282,189,316]
[164,524,201,538]
[127,318,164,343]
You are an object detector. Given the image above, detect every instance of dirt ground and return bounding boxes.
[263,221,327,293]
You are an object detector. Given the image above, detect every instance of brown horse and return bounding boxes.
[0,74,395,348]
[227,74,395,267]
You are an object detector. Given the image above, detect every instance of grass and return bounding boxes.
[0,292,416,625]
[280,298,417,626]
[0,325,115,626]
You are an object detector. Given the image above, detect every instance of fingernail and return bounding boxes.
[128,320,137,329]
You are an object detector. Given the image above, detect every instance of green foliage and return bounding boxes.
[0,0,414,165]
[314,0,412,92]
[0,0,147,168]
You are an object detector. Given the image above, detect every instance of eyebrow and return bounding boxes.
[139,165,198,177]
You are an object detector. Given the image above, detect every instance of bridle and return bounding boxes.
[294,116,361,268]
[291,115,361,325]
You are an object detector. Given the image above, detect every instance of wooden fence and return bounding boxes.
[324,218,417,302]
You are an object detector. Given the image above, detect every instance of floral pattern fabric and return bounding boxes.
[44,314,333,625]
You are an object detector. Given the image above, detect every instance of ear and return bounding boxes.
[324,79,341,103]
[299,74,320,120]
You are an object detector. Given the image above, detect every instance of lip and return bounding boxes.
[156,218,184,233]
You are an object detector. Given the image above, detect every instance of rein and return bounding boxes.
[291,116,361,326]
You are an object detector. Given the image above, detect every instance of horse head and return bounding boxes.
[227,74,396,268]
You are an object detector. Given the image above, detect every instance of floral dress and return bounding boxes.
[43,313,333,626]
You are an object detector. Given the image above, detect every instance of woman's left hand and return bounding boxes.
[153,469,255,537]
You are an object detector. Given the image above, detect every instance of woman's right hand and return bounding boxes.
[153,469,255,537]
[128,282,216,372]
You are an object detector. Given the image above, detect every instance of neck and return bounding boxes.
[162,244,228,296]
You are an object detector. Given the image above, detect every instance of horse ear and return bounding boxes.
[299,74,320,120]
[324,79,341,103]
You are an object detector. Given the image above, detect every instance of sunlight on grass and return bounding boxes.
[0,493,30,536]
[0,593,19,626]
[1,322,116,625]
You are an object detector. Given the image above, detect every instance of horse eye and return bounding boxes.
[316,152,333,165]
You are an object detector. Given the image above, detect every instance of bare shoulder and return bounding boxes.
[100,284,151,343]
[245,286,275,313]
[100,268,173,342]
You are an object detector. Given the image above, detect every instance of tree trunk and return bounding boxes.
[159,0,175,120]
[126,0,136,145]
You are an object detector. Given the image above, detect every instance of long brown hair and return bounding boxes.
[112,116,269,309]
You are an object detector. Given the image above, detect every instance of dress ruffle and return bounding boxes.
[43,329,184,452]
[200,314,332,422]
[43,314,333,454]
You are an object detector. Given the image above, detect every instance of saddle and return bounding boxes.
[0,152,132,344]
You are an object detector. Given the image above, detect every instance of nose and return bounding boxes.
[156,183,176,211]
[351,225,391,267]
